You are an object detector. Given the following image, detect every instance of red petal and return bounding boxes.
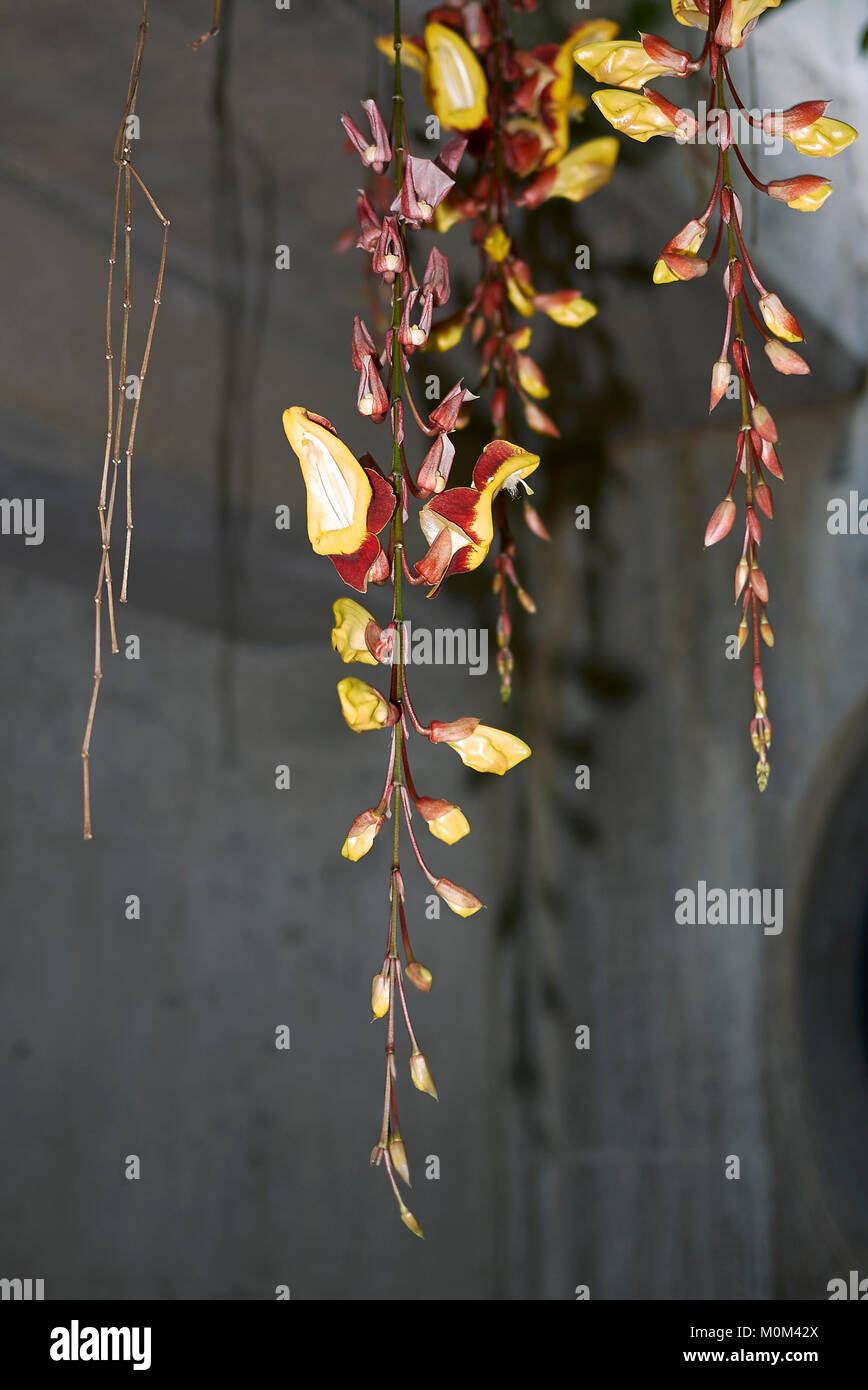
[330,535,381,592]
[364,467,397,535]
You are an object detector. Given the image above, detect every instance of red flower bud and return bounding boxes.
[754,483,774,519]
[764,340,810,376]
[704,497,737,548]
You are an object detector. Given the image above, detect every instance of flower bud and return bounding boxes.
[371,971,390,1018]
[405,961,433,993]
[524,401,560,437]
[342,809,384,862]
[751,403,777,442]
[389,1138,410,1186]
[758,292,803,344]
[704,497,736,548]
[737,616,749,652]
[764,340,810,376]
[735,557,750,602]
[399,1202,424,1239]
[709,358,731,412]
[415,796,471,845]
[332,597,380,665]
[754,483,774,519]
[337,677,397,731]
[523,503,551,540]
[446,723,531,774]
[750,567,769,604]
[516,354,550,400]
[434,878,484,918]
[409,1049,439,1099]
[766,176,833,212]
[760,614,774,647]
[761,438,784,481]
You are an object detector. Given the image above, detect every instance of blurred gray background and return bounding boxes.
[0,0,866,1299]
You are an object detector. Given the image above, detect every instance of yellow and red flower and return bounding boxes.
[415,440,540,591]
[283,407,396,592]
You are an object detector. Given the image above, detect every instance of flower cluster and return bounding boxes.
[284,18,533,1235]
[576,0,857,790]
[381,6,619,700]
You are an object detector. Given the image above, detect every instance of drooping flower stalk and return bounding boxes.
[284,0,534,1234]
[577,0,858,789]
[393,4,619,701]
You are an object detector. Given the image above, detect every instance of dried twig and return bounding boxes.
[81,0,169,840]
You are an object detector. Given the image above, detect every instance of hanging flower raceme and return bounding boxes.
[576,0,858,789]
[296,10,535,1237]
[389,4,617,703]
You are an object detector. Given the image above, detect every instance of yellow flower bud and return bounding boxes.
[341,808,384,862]
[483,226,511,262]
[573,40,671,91]
[409,1049,439,1099]
[371,971,390,1019]
[434,878,484,918]
[331,598,378,664]
[516,354,550,400]
[415,797,470,845]
[784,116,858,159]
[447,723,531,775]
[505,269,536,318]
[533,291,597,328]
[592,89,680,142]
[336,677,394,732]
[546,137,619,202]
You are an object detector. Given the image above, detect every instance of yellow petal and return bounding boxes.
[547,137,618,201]
[339,811,378,856]
[789,182,833,211]
[536,293,597,328]
[336,677,392,732]
[785,116,859,158]
[370,972,390,1017]
[427,805,470,845]
[505,271,536,318]
[283,407,372,556]
[516,355,549,400]
[432,199,466,233]
[653,258,680,284]
[375,33,428,76]
[573,40,671,91]
[447,724,531,775]
[425,309,466,352]
[571,20,620,45]
[483,226,512,262]
[591,89,678,142]
[671,0,709,27]
[332,597,378,664]
[425,22,488,131]
[730,0,780,46]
